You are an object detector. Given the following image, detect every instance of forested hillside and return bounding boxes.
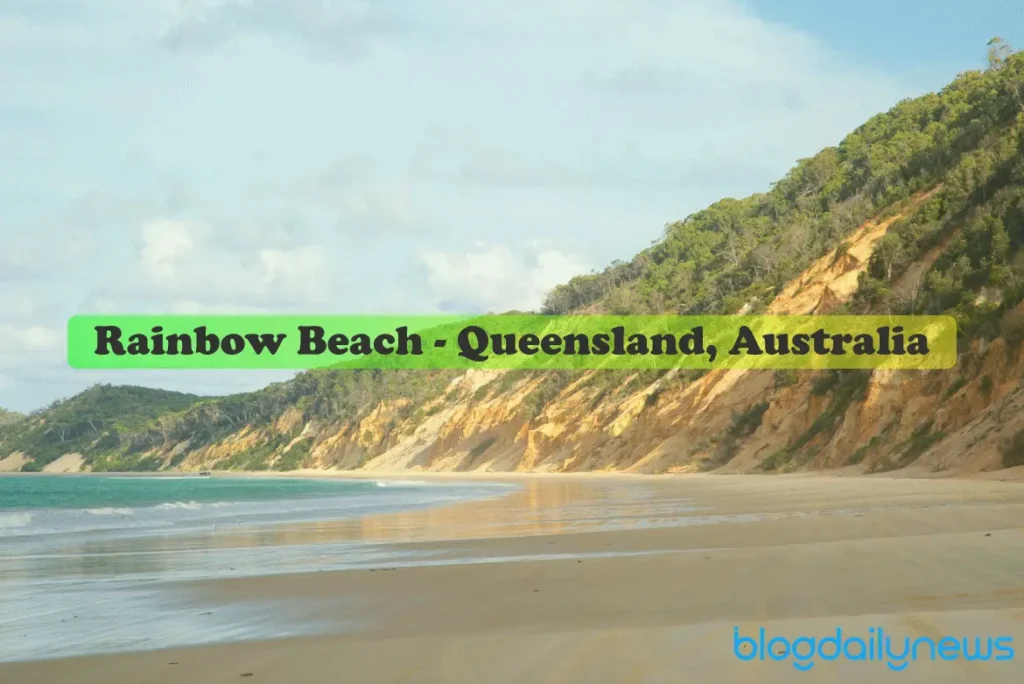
[544,39,1024,326]
[3,44,1024,475]
[0,386,203,471]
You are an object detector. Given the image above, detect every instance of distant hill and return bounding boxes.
[6,44,1024,475]
[0,385,204,471]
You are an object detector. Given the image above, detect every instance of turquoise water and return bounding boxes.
[0,474,518,662]
[0,474,514,541]
[0,474,369,510]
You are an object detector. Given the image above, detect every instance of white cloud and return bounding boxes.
[0,325,61,353]
[159,0,403,56]
[292,155,376,199]
[140,219,196,281]
[0,326,64,400]
[337,183,417,232]
[287,162,422,235]
[0,291,38,319]
[167,300,274,315]
[418,243,590,313]
[259,245,326,290]
[134,218,331,308]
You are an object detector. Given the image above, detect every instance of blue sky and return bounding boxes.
[743,0,1022,80]
[0,0,1020,412]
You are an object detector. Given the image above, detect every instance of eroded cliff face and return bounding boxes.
[157,187,1024,477]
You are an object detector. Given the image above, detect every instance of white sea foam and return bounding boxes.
[0,512,33,530]
[117,476,208,480]
[155,501,203,510]
[374,480,430,488]
[86,508,134,516]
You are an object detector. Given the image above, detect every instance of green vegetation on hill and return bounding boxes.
[0,408,21,427]
[544,41,1024,324]
[0,368,461,471]
[135,369,456,447]
[3,42,1024,473]
[850,41,1024,340]
[0,385,203,471]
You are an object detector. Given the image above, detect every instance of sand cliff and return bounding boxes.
[138,188,1022,477]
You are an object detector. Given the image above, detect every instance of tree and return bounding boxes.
[987,37,1013,70]
[984,38,1024,115]
[874,234,905,282]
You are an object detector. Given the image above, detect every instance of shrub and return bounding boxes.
[729,401,770,438]
[1000,308,1024,347]
[759,449,794,472]
[468,436,498,459]
[774,369,799,389]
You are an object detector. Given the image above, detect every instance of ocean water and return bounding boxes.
[0,475,940,662]
[1,474,372,511]
[0,474,517,662]
[0,475,511,542]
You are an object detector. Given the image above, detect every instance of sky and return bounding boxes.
[1,0,1021,412]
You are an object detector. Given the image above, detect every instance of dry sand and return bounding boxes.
[3,473,1024,683]
[0,452,28,473]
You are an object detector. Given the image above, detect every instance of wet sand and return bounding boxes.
[4,473,1024,683]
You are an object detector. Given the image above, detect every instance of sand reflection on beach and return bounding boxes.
[5,474,1024,682]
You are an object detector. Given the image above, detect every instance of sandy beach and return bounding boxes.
[3,472,1024,683]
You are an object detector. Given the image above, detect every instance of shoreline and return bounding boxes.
[5,463,1024,483]
[3,472,1024,681]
